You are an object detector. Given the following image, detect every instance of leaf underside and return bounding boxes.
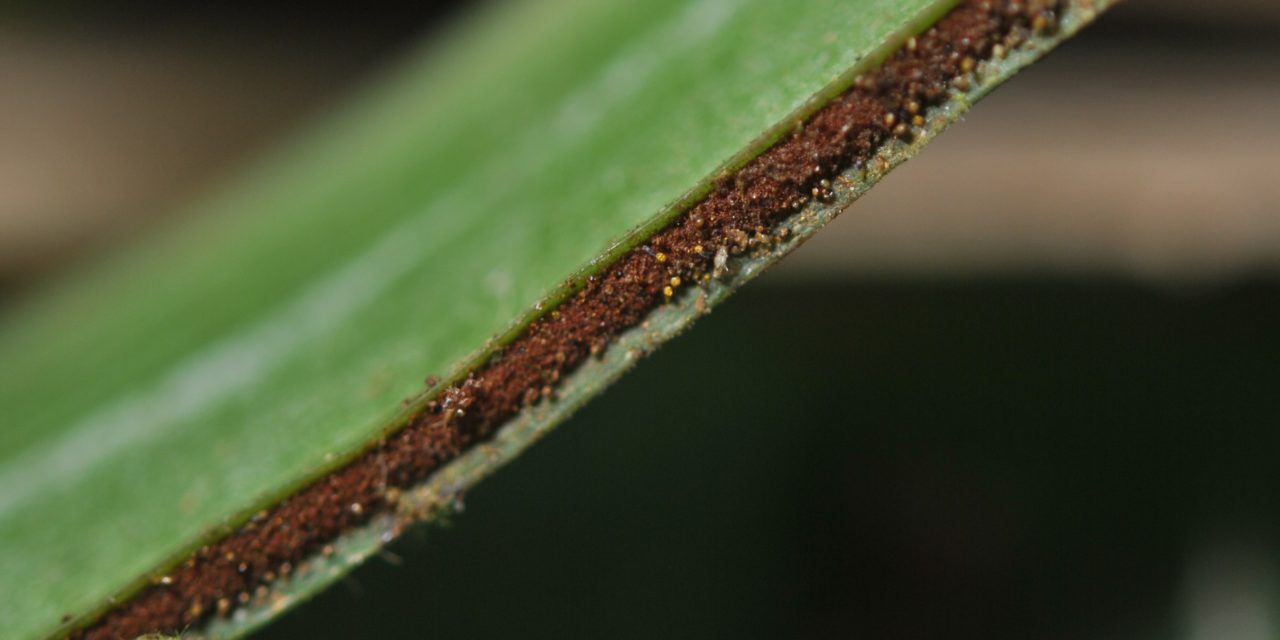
[0,1,1115,638]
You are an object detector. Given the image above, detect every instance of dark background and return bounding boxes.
[266,280,1280,639]
[3,1,1279,637]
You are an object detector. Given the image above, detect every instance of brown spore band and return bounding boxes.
[73,1,1062,637]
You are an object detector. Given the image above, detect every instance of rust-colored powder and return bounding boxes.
[74,1,1061,637]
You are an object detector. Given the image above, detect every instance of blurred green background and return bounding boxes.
[3,0,1279,637]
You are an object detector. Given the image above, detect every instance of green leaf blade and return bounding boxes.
[0,1,1114,637]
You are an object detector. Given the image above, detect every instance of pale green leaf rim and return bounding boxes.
[55,1,1118,637]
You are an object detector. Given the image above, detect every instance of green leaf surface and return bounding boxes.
[0,0,1113,637]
